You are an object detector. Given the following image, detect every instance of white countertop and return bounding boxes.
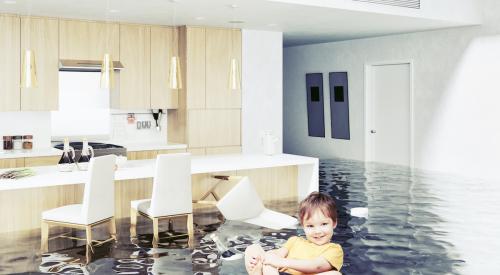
[0,153,318,192]
[0,141,187,159]
[0,148,62,159]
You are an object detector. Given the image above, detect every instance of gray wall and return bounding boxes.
[284,0,500,180]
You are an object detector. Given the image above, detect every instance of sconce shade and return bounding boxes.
[21,49,38,88]
[100,53,114,89]
[228,57,241,91]
[169,56,182,89]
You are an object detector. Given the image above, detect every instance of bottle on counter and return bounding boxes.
[58,138,75,172]
[3,136,13,150]
[23,135,33,150]
[76,139,94,171]
[13,136,23,150]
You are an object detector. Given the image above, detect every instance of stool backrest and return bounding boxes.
[150,153,192,217]
[81,154,116,224]
[216,177,265,220]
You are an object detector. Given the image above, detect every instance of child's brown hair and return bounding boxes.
[298,192,338,224]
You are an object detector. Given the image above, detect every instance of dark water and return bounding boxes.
[2,158,495,274]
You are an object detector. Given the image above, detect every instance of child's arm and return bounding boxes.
[264,254,334,274]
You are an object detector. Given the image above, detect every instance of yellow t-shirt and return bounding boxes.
[280,236,343,275]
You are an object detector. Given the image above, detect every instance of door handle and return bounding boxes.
[370,130,376,133]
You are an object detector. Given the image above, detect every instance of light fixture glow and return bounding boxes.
[21,49,38,88]
[169,56,182,89]
[228,57,240,91]
[100,53,114,89]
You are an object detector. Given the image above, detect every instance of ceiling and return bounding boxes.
[0,0,476,47]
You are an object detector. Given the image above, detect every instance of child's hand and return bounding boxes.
[246,255,262,272]
[264,252,285,268]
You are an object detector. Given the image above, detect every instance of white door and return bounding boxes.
[366,62,412,166]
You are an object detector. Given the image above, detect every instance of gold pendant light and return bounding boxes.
[100,53,114,89]
[100,0,114,90]
[169,0,182,90]
[229,57,240,91]
[169,56,182,89]
[21,49,38,88]
[21,0,38,89]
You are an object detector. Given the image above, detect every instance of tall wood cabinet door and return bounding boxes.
[150,26,177,109]
[205,28,241,109]
[186,27,205,110]
[20,16,59,111]
[188,109,241,148]
[0,15,20,112]
[59,19,119,60]
[119,24,151,109]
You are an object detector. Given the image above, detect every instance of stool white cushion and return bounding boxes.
[42,204,85,225]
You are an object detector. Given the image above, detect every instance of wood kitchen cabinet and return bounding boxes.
[0,158,25,169]
[185,26,206,110]
[150,26,179,109]
[20,16,59,111]
[24,156,60,167]
[59,19,119,61]
[127,149,187,160]
[205,28,241,109]
[0,14,20,112]
[169,27,242,150]
[115,24,151,109]
[187,109,241,148]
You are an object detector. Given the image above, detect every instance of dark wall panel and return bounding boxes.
[306,73,325,137]
[329,72,350,140]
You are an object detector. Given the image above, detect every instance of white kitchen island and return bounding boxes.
[0,153,318,234]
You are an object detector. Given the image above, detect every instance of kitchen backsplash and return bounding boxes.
[0,112,52,149]
[0,110,168,150]
[109,111,168,144]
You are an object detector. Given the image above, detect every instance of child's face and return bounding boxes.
[302,209,336,246]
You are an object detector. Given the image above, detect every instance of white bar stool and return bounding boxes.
[41,154,117,254]
[130,153,193,246]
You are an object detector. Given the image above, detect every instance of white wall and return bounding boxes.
[242,30,283,154]
[284,0,500,180]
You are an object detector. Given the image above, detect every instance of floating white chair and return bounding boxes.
[216,177,298,230]
[41,154,117,253]
[130,153,193,245]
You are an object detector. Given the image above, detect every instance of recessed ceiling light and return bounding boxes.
[3,0,17,4]
[228,4,238,9]
[228,20,245,24]
[109,9,120,13]
[195,16,205,20]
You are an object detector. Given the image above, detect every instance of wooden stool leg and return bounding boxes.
[187,213,194,247]
[130,208,138,238]
[153,217,159,246]
[86,225,94,253]
[109,217,117,241]
[41,221,49,253]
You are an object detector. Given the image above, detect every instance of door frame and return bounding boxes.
[364,60,415,167]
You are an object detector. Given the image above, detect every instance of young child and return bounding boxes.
[244,192,343,275]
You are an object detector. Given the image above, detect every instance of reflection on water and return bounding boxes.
[2,158,498,274]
